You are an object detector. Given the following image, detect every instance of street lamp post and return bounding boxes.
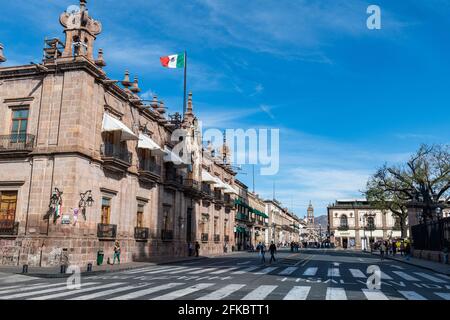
[79,190,94,221]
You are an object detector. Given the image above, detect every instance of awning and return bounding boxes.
[223,185,238,195]
[213,177,227,190]
[163,146,188,167]
[201,171,217,184]
[137,133,165,156]
[102,113,139,141]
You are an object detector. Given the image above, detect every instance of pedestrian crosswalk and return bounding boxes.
[0,279,449,300]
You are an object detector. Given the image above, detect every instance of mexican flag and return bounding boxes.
[160,53,185,69]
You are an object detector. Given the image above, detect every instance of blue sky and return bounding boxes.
[1,0,449,217]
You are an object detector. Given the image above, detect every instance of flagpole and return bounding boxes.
[183,51,187,115]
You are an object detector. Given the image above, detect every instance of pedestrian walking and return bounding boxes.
[113,240,121,265]
[257,242,266,264]
[188,242,193,256]
[392,241,397,256]
[400,241,405,256]
[195,241,200,257]
[405,241,411,261]
[380,241,386,261]
[269,241,277,264]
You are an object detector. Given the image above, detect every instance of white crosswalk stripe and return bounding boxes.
[232,266,259,274]
[283,286,311,300]
[362,289,389,300]
[326,287,347,300]
[145,267,184,274]
[108,283,184,300]
[210,267,239,275]
[349,269,366,278]
[0,283,45,291]
[31,282,127,300]
[189,268,218,275]
[0,274,39,284]
[380,271,393,280]
[392,271,419,281]
[151,283,215,300]
[414,272,447,283]
[255,267,277,275]
[0,282,98,300]
[242,285,277,300]
[434,292,450,300]
[237,261,251,265]
[0,282,71,296]
[123,267,159,274]
[398,290,427,300]
[328,268,340,277]
[434,273,450,281]
[166,267,193,274]
[197,284,246,300]
[278,267,298,275]
[69,284,152,300]
[303,267,318,276]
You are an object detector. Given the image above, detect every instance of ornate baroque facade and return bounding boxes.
[0,1,237,267]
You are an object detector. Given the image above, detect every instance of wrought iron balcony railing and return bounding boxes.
[224,235,230,242]
[101,143,132,164]
[139,160,161,176]
[236,213,248,221]
[0,221,19,236]
[97,223,117,239]
[0,134,35,153]
[201,233,209,242]
[134,227,149,240]
[161,229,174,241]
[184,179,200,190]
[337,225,349,231]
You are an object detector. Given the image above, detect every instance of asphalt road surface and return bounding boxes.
[1,248,449,300]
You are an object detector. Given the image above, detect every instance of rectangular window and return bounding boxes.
[0,191,18,228]
[137,203,144,228]
[11,108,29,142]
[101,197,111,224]
[163,205,172,231]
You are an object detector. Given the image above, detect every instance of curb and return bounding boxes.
[364,251,450,276]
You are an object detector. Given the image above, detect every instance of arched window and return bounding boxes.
[340,215,348,227]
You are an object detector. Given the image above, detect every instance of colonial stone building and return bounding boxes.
[264,199,300,245]
[327,199,409,250]
[0,1,237,267]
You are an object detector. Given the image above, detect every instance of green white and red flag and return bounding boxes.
[160,53,186,69]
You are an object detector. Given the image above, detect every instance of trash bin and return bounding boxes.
[97,250,104,266]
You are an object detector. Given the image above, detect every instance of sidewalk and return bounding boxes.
[0,251,242,278]
[366,250,450,276]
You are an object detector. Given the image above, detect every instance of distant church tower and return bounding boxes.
[307,201,314,227]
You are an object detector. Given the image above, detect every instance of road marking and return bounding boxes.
[256,267,278,275]
[108,283,184,300]
[232,266,259,274]
[434,292,450,300]
[328,268,340,277]
[0,283,45,291]
[0,282,72,295]
[414,272,447,284]
[242,285,277,300]
[349,269,366,278]
[0,274,39,283]
[392,271,419,281]
[211,267,239,275]
[303,267,318,276]
[326,287,347,300]
[390,265,404,270]
[189,268,218,275]
[434,273,450,280]
[197,284,246,300]
[278,267,298,275]
[34,282,129,300]
[380,271,393,280]
[0,282,99,300]
[398,290,427,300]
[283,286,311,300]
[123,267,159,274]
[145,266,187,274]
[237,261,251,265]
[151,283,215,300]
[166,267,194,274]
[362,289,389,300]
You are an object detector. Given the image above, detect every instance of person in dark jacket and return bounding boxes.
[269,241,277,264]
[195,241,200,257]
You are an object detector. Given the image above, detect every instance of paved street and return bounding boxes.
[0,248,449,300]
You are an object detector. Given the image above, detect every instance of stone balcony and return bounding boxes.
[100,143,132,173]
[0,134,35,158]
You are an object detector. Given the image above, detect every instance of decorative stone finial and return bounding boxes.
[130,76,141,93]
[0,43,6,63]
[186,91,193,115]
[80,0,87,11]
[157,101,166,115]
[95,48,106,67]
[121,70,131,87]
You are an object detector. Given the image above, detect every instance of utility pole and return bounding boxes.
[252,164,255,193]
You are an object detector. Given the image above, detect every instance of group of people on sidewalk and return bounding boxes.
[377,238,411,261]
[256,241,278,264]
